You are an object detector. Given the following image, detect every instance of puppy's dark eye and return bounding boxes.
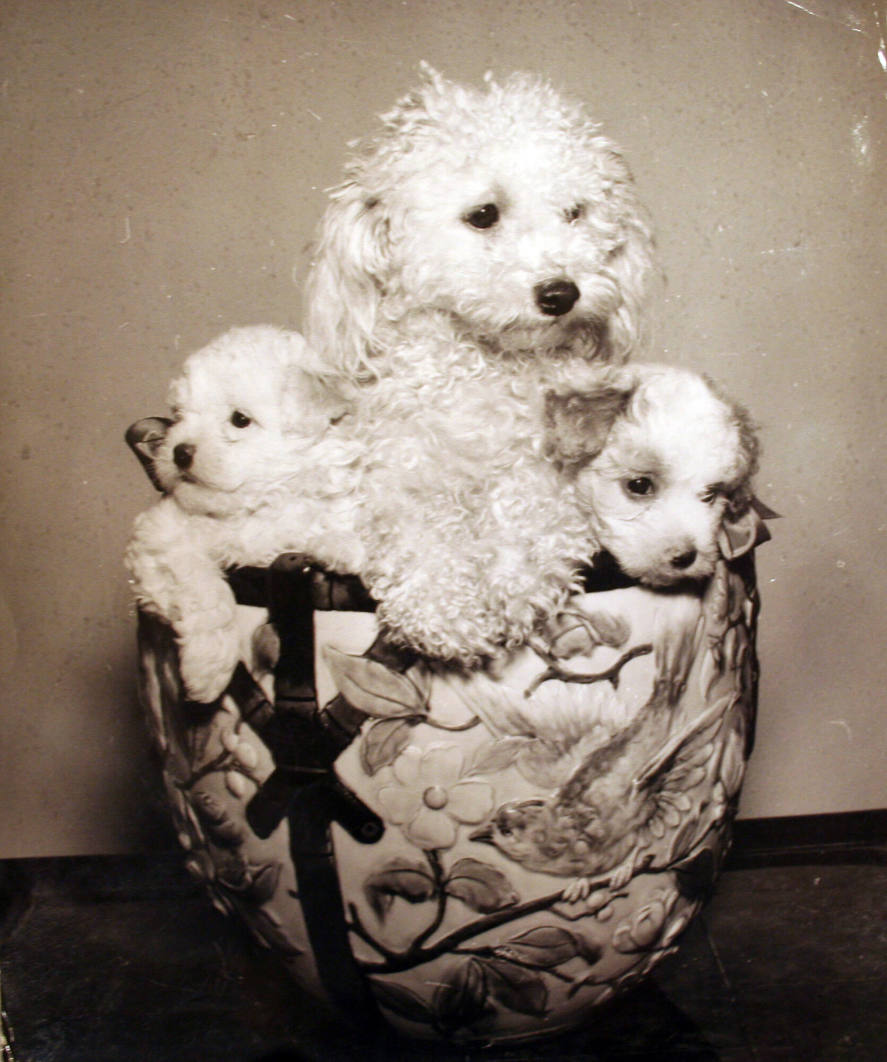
[464,203,500,230]
[230,410,252,429]
[701,487,724,505]
[564,203,585,223]
[625,476,656,497]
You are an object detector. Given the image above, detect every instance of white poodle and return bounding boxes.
[125,326,364,703]
[543,364,760,587]
[303,66,656,662]
[307,64,654,375]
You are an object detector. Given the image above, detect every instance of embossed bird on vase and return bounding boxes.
[470,606,738,901]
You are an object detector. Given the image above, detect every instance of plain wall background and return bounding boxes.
[1,0,885,857]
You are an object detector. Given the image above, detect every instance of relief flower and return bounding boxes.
[378,745,494,850]
[612,885,680,954]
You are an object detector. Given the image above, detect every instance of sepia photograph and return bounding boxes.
[1,1,885,1058]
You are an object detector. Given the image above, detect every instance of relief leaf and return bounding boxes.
[246,906,303,958]
[363,859,437,920]
[191,790,244,848]
[549,611,630,659]
[467,736,527,776]
[322,645,429,717]
[433,957,489,1031]
[371,980,434,1024]
[444,858,519,913]
[492,925,585,968]
[243,861,282,905]
[483,958,549,1016]
[360,717,414,776]
[585,611,632,648]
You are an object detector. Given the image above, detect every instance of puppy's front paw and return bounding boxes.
[177,625,242,703]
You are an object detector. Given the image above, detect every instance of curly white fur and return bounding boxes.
[544,364,760,588]
[125,334,758,700]
[307,65,654,377]
[125,326,365,702]
[304,66,656,662]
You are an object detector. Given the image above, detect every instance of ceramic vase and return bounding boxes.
[135,543,762,1046]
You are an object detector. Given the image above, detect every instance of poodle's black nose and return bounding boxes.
[173,442,196,470]
[671,548,698,571]
[535,278,580,316]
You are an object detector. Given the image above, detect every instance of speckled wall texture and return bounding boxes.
[1,0,884,856]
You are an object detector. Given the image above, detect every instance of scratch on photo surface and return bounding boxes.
[876,3,887,70]
[828,719,853,743]
[783,0,865,32]
[784,0,887,74]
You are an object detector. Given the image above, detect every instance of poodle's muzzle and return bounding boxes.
[534,278,580,317]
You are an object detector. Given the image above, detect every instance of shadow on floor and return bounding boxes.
[1,854,885,1061]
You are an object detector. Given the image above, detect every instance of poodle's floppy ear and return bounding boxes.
[305,181,391,381]
[305,63,453,379]
[543,373,636,470]
[576,133,658,363]
[602,211,657,363]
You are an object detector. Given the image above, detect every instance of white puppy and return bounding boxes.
[301,66,656,662]
[125,326,364,702]
[543,364,760,587]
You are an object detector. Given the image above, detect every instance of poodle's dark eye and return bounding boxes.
[700,487,722,505]
[230,410,252,429]
[564,203,586,223]
[463,203,500,230]
[625,476,656,497]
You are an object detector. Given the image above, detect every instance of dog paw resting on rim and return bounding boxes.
[125,325,365,702]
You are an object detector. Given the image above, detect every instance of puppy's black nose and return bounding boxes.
[173,442,196,470]
[534,278,580,317]
[671,549,697,571]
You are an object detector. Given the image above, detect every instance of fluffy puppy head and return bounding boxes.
[307,64,655,378]
[545,364,759,587]
[153,326,348,516]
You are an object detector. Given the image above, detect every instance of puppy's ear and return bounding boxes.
[305,182,391,381]
[702,376,761,517]
[125,417,173,492]
[732,399,761,485]
[543,378,634,470]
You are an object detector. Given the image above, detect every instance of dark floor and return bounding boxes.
[1,842,886,1062]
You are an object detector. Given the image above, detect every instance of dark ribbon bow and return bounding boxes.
[718,497,779,560]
